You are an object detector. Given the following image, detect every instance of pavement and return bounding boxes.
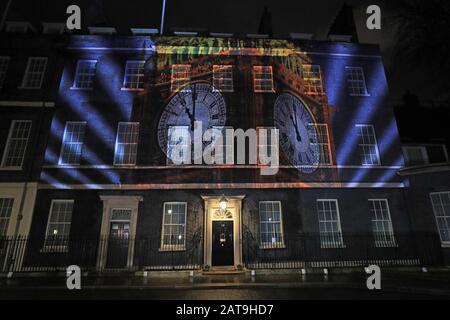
[1,269,450,300]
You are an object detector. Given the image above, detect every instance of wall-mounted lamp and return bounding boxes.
[219,195,228,211]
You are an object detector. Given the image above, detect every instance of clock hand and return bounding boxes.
[290,115,302,143]
[290,103,302,143]
[191,84,196,131]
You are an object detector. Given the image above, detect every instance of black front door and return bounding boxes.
[106,222,130,268]
[212,221,234,266]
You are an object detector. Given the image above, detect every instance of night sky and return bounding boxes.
[2,0,443,102]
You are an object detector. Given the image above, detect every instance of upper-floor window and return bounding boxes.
[44,200,74,251]
[59,122,86,165]
[253,66,274,93]
[123,60,145,90]
[160,202,187,251]
[369,199,396,247]
[72,60,97,90]
[345,66,369,96]
[213,65,234,92]
[0,198,14,237]
[308,123,332,165]
[257,127,279,165]
[0,57,10,88]
[259,201,284,248]
[114,122,139,166]
[403,144,448,166]
[402,146,429,166]
[302,64,324,95]
[21,57,47,89]
[171,64,191,92]
[356,124,380,166]
[1,120,32,169]
[317,199,344,248]
[211,126,234,165]
[430,192,450,244]
[167,126,190,164]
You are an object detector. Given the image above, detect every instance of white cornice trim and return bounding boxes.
[42,164,403,170]
[398,163,450,177]
[38,182,405,190]
[0,101,54,108]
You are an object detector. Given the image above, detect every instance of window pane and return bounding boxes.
[161,202,187,250]
[0,198,14,236]
[59,122,86,165]
[345,66,368,96]
[22,57,47,88]
[259,201,284,247]
[123,61,145,89]
[171,64,191,92]
[356,125,380,165]
[213,65,233,92]
[114,122,139,165]
[73,60,97,89]
[431,192,450,243]
[253,66,274,92]
[0,57,10,88]
[1,120,32,168]
[369,199,396,247]
[317,200,343,248]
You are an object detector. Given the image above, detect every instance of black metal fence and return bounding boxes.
[0,233,445,273]
[243,232,444,269]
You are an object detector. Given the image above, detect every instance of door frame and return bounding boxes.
[97,196,142,270]
[201,195,245,270]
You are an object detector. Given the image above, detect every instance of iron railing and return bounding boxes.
[0,233,445,273]
[243,232,444,269]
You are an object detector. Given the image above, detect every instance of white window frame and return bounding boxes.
[213,65,234,92]
[308,123,333,165]
[166,126,191,165]
[257,126,279,165]
[430,192,450,245]
[59,121,87,165]
[0,198,14,237]
[43,200,74,252]
[211,126,234,165]
[253,66,275,93]
[302,64,324,95]
[259,201,285,249]
[369,199,396,247]
[402,146,429,166]
[114,122,139,166]
[345,66,369,96]
[71,60,98,90]
[122,60,145,91]
[0,56,10,88]
[160,202,187,251]
[317,199,344,249]
[356,124,381,166]
[20,57,47,89]
[170,64,191,92]
[1,120,32,169]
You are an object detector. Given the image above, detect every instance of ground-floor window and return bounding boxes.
[160,202,187,251]
[0,198,14,236]
[259,201,284,248]
[369,199,396,247]
[317,199,344,248]
[430,192,450,244]
[43,200,74,251]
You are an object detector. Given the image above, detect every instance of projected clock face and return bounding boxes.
[157,83,227,158]
[274,93,320,173]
